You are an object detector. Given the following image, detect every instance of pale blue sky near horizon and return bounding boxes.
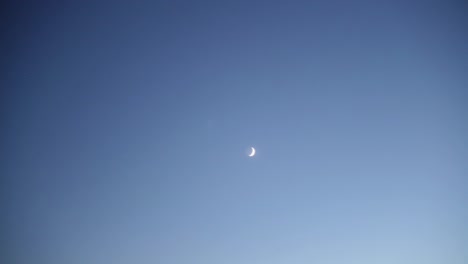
[3,1,467,263]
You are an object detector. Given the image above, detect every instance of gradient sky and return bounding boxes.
[3,1,467,263]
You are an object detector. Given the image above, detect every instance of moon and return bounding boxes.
[248,147,256,157]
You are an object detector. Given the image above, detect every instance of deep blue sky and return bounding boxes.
[3,1,467,263]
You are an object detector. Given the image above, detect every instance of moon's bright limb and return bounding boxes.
[248,147,256,157]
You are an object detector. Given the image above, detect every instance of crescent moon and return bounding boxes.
[248,147,256,157]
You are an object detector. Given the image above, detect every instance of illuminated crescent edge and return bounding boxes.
[249,147,256,157]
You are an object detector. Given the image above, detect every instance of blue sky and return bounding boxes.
[3,1,467,263]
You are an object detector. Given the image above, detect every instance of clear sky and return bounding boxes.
[3,1,467,263]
